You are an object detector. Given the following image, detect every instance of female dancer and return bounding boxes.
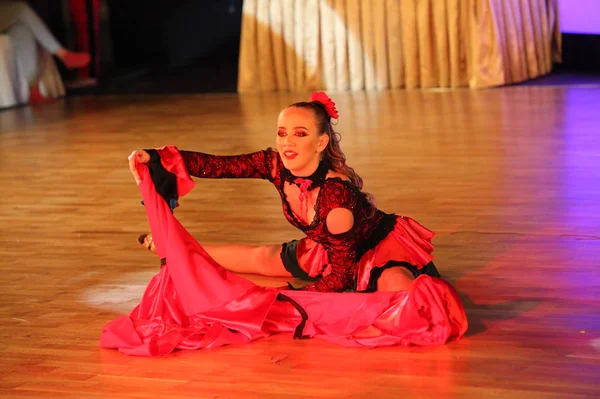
[104,92,467,356]
[130,92,441,293]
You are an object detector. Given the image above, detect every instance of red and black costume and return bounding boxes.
[100,146,467,356]
[178,147,440,292]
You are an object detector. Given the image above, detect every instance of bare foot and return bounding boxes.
[137,233,157,253]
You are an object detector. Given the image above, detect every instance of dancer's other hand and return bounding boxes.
[128,150,150,184]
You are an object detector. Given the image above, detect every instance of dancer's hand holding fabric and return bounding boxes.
[128,150,150,185]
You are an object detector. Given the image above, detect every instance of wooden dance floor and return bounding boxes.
[1,87,598,398]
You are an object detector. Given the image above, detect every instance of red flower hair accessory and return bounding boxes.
[310,92,339,119]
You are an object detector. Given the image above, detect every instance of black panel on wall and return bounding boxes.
[106,0,175,66]
[106,0,243,68]
[560,34,600,71]
[163,0,243,66]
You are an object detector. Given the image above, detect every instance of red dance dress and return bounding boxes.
[100,146,467,355]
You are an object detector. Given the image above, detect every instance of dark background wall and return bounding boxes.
[107,0,243,68]
[27,0,243,93]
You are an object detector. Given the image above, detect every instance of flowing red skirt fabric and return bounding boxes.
[100,147,468,356]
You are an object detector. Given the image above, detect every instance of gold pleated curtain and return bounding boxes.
[237,0,562,92]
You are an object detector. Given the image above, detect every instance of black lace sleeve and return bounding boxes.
[179,148,277,181]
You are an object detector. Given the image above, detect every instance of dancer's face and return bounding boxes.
[276,106,329,176]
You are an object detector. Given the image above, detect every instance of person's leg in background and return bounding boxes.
[0,1,90,69]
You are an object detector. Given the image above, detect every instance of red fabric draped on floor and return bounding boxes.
[100,146,467,356]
